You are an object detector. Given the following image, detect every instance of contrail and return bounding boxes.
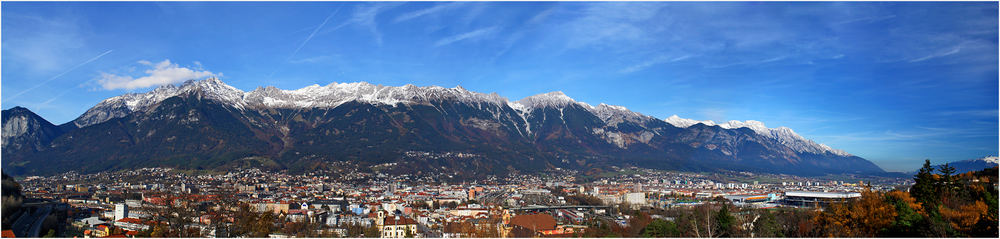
[5,49,113,101]
[287,9,339,62]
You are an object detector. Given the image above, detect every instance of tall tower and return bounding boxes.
[114,203,129,221]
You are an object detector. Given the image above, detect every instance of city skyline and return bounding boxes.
[2,2,998,172]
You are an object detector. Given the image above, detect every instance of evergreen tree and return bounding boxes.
[715,204,735,237]
[640,219,679,237]
[938,163,956,194]
[911,159,939,209]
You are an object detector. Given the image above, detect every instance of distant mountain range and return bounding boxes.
[924,156,999,175]
[1,78,886,177]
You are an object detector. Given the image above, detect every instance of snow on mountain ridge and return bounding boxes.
[515,91,576,110]
[592,103,655,127]
[246,81,511,108]
[664,115,852,157]
[665,115,717,128]
[977,156,999,164]
[71,78,855,158]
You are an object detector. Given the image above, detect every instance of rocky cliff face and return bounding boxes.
[2,107,64,154]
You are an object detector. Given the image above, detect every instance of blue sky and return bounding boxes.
[2,2,996,172]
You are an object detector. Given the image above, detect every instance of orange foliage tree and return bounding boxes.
[816,189,897,237]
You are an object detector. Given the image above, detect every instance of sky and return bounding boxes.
[2,2,997,172]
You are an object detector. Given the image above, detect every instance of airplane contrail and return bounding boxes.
[5,49,113,101]
[287,9,340,62]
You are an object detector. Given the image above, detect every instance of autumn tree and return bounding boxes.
[880,190,924,237]
[772,208,819,237]
[851,189,897,236]
[816,189,896,237]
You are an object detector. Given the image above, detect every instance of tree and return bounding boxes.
[715,204,735,237]
[850,189,897,236]
[911,159,939,210]
[150,224,168,237]
[772,208,818,237]
[881,190,924,237]
[253,212,275,237]
[815,189,897,237]
[938,163,957,196]
[640,219,679,237]
[751,211,783,238]
[939,200,989,233]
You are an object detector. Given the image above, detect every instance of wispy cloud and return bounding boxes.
[2,14,89,74]
[835,14,896,25]
[288,9,340,61]
[620,54,691,73]
[97,60,218,90]
[290,55,336,64]
[490,7,555,62]
[394,3,461,23]
[909,45,962,62]
[936,109,999,118]
[561,3,662,49]
[434,26,497,47]
[353,4,389,46]
[706,55,789,69]
[4,50,113,101]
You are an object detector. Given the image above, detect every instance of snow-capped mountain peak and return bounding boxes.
[245,81,509,109]
[663,115,851,157]
[665,115,717,128]
[515,91,577,110]
[76,78,527,127]
[719,120,769,135]
[592,103,652,126]
[977,156,999,164]
[70,78,855,158]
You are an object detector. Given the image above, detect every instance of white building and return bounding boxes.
[114,203,128,221]
[625,193,646,206]
[380,216,418,238]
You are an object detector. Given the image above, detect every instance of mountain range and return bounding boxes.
[926,156,999,175]
[1,78,886,177]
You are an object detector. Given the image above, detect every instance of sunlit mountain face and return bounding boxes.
[2,79,884,177]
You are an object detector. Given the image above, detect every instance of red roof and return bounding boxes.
[2,230,15,238]
[383,216,418,225]
[509,214,557,231]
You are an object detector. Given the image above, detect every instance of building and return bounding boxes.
[379,216,418,238]
[114,218,150,232]
[781,191,861,207]
[508,213,572,237]
[625,193,646,206]
[114,203,128,221]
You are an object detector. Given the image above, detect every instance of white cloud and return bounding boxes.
[620,54,691,73]
[352,4,389,46]
[909,46,962,62]
[97,60,218,90]
[394,3,460,23]
[434,27,497,47]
